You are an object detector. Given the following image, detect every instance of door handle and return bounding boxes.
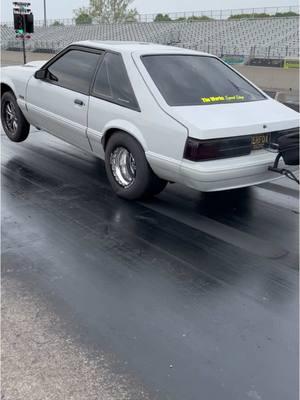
[74,99,84,106]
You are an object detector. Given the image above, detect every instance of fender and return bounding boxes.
[1,74,31,120]
[0,75,27,115]
[1,74,17,98]
[1,63,42,101]
[102,119,148,150]
[87,118,148,159]
[1,67,35,116]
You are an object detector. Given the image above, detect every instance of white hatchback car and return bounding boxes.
[1,41,299,199]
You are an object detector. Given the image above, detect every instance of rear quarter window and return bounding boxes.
[92,52,139,111]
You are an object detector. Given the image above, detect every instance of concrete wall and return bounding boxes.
[1,50,52,67]
[235,65,299,93]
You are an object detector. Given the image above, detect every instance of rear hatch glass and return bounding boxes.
[141,55,266,107]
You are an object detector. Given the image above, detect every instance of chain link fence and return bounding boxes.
[1,5,299,27]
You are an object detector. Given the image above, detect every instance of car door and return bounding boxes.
[26,47,102,151]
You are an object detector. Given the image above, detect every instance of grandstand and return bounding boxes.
[0,8,299,59]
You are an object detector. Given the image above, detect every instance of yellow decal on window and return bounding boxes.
[201,95,245,103]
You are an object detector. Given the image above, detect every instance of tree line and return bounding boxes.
[70,1,298,25]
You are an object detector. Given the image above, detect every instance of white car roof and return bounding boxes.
[73,40,212,56]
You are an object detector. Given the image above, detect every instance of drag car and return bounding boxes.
[1,41,299,199]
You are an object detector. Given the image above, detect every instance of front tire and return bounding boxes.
[105,132,167,200]
[1,91,30,142]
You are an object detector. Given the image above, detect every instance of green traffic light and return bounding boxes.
[17,29,24,34]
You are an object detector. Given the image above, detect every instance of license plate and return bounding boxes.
[251,133,271,150]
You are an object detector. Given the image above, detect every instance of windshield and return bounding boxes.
[141,55,266,106]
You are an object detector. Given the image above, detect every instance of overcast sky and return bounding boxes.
[1,0,298,22]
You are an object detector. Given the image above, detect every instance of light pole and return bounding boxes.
[22,12,26,63]
[43,0,47,27]
[13,2,32,64]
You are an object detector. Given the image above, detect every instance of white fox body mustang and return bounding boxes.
[1,41,299,199]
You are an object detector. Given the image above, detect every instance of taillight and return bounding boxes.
[183,136,252,161]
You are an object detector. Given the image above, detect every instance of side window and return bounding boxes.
[92,52,139,110]
[47,50,100,95]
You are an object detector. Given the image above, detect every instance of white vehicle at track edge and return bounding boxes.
[1,41,299,199]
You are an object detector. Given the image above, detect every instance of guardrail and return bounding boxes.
[1,5,299,27]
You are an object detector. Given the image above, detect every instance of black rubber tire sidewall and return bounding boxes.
[1,91,30,142]
[105,132,166,200]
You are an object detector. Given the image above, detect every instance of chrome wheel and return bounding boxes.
[4,101,18,134]
[110,147,136,188]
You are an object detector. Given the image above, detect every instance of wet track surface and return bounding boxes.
[1,130,299,400]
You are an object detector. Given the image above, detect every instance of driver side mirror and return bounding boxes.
[34,69,47,80]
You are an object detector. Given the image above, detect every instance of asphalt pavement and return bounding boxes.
[1,128,299,400]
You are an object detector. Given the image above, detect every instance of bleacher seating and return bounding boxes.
[0,17,299,58]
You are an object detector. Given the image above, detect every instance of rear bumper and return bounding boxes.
[180,150,299,191]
